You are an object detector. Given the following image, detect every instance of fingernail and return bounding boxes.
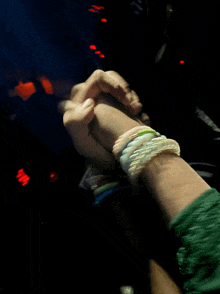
[83,98,93,107]
[126,92,132,103]
[131,102,143,113]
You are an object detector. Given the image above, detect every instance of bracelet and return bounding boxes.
[92,129,161,203]
[113,126,155,160]
[92,126,180,207]
[118,132,159,161]
[119,134,166,172]
[127,139,180,185]
[93,185,122,207]
[93,181,121,196]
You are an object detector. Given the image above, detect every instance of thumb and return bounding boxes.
[62,98,116,170]
[82,98,96,124]
[83,97,94,108]
[62,98,95,128]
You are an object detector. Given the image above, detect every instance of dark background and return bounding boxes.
[1,0,220,293]
[1,0,220,202]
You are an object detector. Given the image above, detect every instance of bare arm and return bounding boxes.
[150,259,183,294]
[92,101,211,223]
[139,152,211,223]
[135,151,211,294]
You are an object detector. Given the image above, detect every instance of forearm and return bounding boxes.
[91,132,212,293]
[139,152,211,223]
[96,149,211,224]
[93,139,211,224]
[150,259,183,294]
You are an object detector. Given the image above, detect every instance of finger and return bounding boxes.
[71,69,132,107]
[103,75,143,115]
[57,99,74,115]
[136,112,151,126]
[129,90,141,104]
[58,97,97,116]
[69,71,144,118]
[59,86,148,129]
[130,101,143,115]
[126,90,143,115]
[130,90,143,112]
[69,83,84,100]
[62,99,117,170]
[106,72,143,111]
[105,70,131,96]
[141,113,151,126]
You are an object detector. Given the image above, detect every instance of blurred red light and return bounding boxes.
[16,169,30,186]
[40,77,53,94]
[101,18,107,23]
[50,172,58,182]
[99,54,105,58]
[92,5,101,10]
[90,45,96,49]
[95,51,101,54]
[15,81,36,101]
[9,114,16,121]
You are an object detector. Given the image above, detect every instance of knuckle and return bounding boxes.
[57,100,71,114]
[105,70,117,75]
[57,101,65,114]
[63,111,76,128]
[93,69,104,75]
[114,83,121,92]
[92,69,104,80]
[70,83,83,97]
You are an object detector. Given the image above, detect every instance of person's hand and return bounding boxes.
[58,70,150,170]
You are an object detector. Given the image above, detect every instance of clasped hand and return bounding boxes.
[58,70,149,171]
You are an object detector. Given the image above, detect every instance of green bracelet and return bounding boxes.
[136,129,157,137]
[94,181,120,196]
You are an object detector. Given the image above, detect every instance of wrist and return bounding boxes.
[91,102,142,152]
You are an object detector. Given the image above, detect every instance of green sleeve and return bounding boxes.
[168,188,220,294]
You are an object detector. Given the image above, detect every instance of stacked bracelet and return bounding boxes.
[113,126,155,160]
[119,133,164,173]
[92,126,180,206]
[127,138,180,185]
[92,129,159,199]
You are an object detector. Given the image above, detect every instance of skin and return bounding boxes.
[4,68,183,293]
[59,70,185,294]
[58,70,147,171]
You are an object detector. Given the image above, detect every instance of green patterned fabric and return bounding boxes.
[169,188,220,294]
